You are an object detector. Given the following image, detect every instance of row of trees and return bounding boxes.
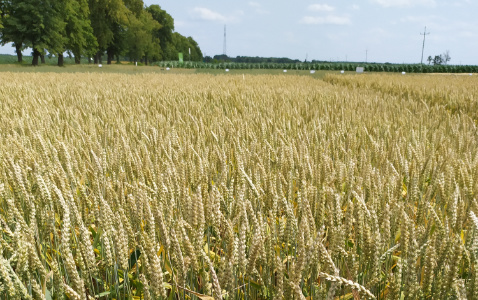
[427,50,451,66]
[209,55,303,64]
[0,0,202,66]
[156,60,478,74]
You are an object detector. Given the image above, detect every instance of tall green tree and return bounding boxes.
[2,0,65,65]
[0,6,4,58]
[141,12,162,64]
[104,0,143,64]
[166,32,203,62]
[88,0,128,63]
[125,10,160,64]
[123,0,143,17]
[146,4,174,59]
[1,0,26,62]
[59,0,97,65]
[145,5,202,62]
[0,0,7,30]
[1,0,202,65]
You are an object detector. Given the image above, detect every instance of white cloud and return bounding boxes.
[174,20,187,28]
[300,15,351,25]
[248,1,261,8]
[351,4,360,10]
[248,1,270,14]
[400,15,427,23]
[308,4,335,12]
[372,0,436,7]
[399,15,443,29]
[192,7,228,22]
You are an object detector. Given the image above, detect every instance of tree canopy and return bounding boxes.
[1,0,65,65]
[0,1,202,65]
[427,51,451,66]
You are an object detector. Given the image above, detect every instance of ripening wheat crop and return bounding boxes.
[0,71,477,300]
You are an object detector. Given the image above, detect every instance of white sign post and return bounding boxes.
[356,67,364,73]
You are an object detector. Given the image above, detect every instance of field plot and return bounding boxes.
[0,72,477,299]
[0,63,332,78]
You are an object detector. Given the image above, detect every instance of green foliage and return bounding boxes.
[125,10,161,63]
[104,0,145,62]
[146,5,174,58]
[152,60,478,74]
[0,0,202,65]
[167,32,203,62]
[123,0,144,17]
[187,36,203,61]
[2,0,65,65]
[88,0,129,52]
[144,5,202,62]
[62,0,97,63]
[0,53,91,65]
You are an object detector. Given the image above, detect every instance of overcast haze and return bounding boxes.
[2,0,477,64]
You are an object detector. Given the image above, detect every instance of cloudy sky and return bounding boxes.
[147,0,478,64]
[1,0,477,64]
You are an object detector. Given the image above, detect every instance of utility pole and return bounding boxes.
[365,49,368,63]
[223,25,227,57]
[420,26,430,65]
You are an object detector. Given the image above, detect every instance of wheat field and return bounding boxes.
[0,72,477,300]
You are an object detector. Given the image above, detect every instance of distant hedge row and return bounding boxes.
[154,61,478,73]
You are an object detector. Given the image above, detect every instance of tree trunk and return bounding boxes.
[144,55,148,65]
[40,54,45,64]
[88,56,92,64]
[94,54,98,64]
[58,53,64,67]
[107,49,113,65]
[32,49,40,66]
[15,43,23,63]
[74,52,81,64]
[95,51,103,64]
[116,55,120,64]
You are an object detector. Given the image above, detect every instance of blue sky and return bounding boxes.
[2,0,477,64]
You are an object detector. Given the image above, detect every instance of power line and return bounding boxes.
[420,26,430,65]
